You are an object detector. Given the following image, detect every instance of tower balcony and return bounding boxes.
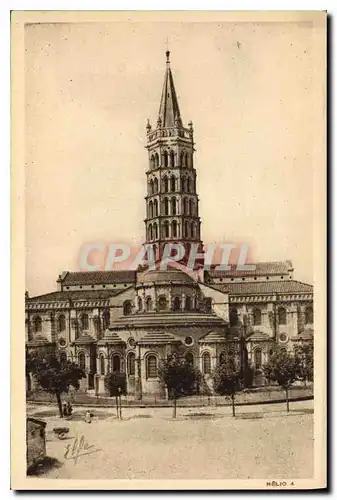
[146,126,193,144]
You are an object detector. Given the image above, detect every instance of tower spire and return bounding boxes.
[158,50,182,128]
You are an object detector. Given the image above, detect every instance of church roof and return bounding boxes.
[246,331,273,341]
[199,331,227,343]
[209,260,293,278]
[138,331,181,345]
[73,334,96,345]
[60,270,136,286]
[97,331,125,345]
[295,328,314,340]
[212,280,313,296]
[158,51,182,128]
[137,267,195,285]
[27,289,124,302]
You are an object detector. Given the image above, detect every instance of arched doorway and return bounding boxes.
[185,352,194,366]
[112,354,121,373]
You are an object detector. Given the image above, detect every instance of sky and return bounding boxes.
[25,18,316,296]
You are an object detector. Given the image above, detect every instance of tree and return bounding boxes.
[212,364,241,417]
[26,352,86,418]
[263,348,298,412]
[158,354,200,418]
[295,343,314,384]
[104,372,127,419]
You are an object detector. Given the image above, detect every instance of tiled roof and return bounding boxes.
[212,280,313,296]
[296,328,314,340]
[27,289,126,303]
[209,260,293,278]
[61,270,136,286]
[73,334,96,345]
[26,335,54,346]
[199,331,227,343]
[98,331,125,345]
[246,331,273,341]
[138,331,181,345]
[137,268,195,285]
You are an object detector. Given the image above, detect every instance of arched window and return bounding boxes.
[305,306,313,324]
[190,223,195,239]
[184,221,190,238]
[170,150,175,167]
[254,349,262,369]
[229,307,239,326]
[100,354,105,375]
[253,308,262,326]
[33,316,42,334]
[93,316,101,338]
[149,200,153,218]
[188,153,193,169]
[146,296,153,312]
[81,314,89,331]
[112,354,121,373]
[148,224,153,241]
[146,355,158,378]
[181,176,186,192]
[102,310,110,330]
[60,351,67,363]
[202,352,211,374]
[189,198,194,215]
[78,352,86,371]
[171,197,177,215]
[278,307,287,325]
[154,199,158,217]
[205,297,212,313]
[173,296,181,311]
[154,153,159,168]
[163,150,169,167]
[185,352,194,365]
[164,198,169,215]
[164,220,170,238]
[123,301,132,316]
[163,176,169,193]
[158,295,167,311]
[57,315,66,333]
[127,352,136,376]
[180,151,186,167]
[172,220,178,238]
[183,197,188,215]
[219,352,226,365]
[150,155,155,169]
[138,297,143,312]
[149,179,154,195]
[187,177,191,192]
[153,177,158,193]
[153,222,158,239]
[228,350,236,370]
[170,176,176,192]
[185,296,192,311]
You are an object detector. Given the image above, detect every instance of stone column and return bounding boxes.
[153,284,157,312]
[168,287,172,310]
[289,303,298,337]
[182,293,186,310]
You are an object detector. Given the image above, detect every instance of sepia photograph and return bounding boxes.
[11,10,326,490]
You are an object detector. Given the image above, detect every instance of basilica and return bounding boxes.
[25,51,314,397]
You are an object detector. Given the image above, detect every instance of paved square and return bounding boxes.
[28,400,313,480]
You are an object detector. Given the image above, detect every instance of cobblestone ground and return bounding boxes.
[27,400,313,480]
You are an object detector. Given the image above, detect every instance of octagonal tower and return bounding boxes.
[144,51,203,267]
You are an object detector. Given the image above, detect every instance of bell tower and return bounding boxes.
[144,51,203,266]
